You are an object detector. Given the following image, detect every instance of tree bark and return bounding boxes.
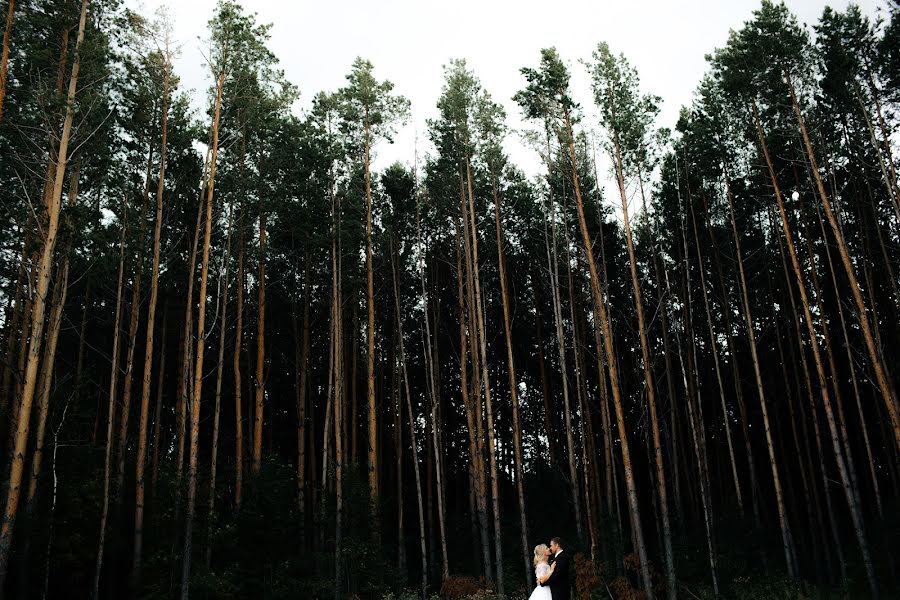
[562,109,653,596]
[133,53,170,584]
[492,171,531,588]
[463,156,504,595]
[204,201,234,568]
[391,241,427,598]
[786,75,899,451]
[722,162,797,579]
[181,63,224,600]
[233,201,245,511]
[93,207,127,600]
[612,132,676,599]
[0,0,87,585]
[755,107,878,595]
[0,0,15,123]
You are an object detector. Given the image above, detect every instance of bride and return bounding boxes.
[529,544,554,600]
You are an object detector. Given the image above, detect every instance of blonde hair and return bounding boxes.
[533,544,549,566]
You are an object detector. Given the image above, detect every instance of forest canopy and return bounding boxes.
[0,0,898,599]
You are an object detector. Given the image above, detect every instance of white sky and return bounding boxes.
[127,0,887,184]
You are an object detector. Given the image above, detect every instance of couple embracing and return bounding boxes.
[530,537,570,600]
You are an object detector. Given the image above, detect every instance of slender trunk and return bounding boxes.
[0,231,28,413]
[133,56,170,584]
[332,218,344,600]
[178,148,211,519]
[392,242,427,598]
[0,0,87,584]
[296,256,310,519]
[204,202,234,568]
[181,64,224,600]
[722,162,797,578]
[0,0,14,123]
[456,220,493,582]
[464,157,504,595]
[416,175,448,583]
[676,172,718,595]
[687,189,742,515]
[565,245,599,561]
[612,133,675,598]
[563,111,653,595]
[492,171,530,588]
[150,311,167,497]
[350,304,358,463]
[19,166,78,595]
[390,342,405,578]
[114,147,155,527]
[755,107,877,595]
[786,76,899,451]
[252,162,267,474]
[816,199,882,517]
[544,185,583,539]
[93,213,127,600]
[770,204,845,582]
[233,202,245,510]
[74,281,90,407]
[363,112,380,525]
[700,194,761,525]
[533,286,556,467]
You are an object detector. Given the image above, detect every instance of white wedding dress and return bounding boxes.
[529,562,553,600]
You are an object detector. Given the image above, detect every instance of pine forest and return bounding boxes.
[0,0,898,598]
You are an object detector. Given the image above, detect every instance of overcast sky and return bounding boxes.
[127,0,887,183]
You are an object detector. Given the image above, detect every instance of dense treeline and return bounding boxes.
[0,0,898,598]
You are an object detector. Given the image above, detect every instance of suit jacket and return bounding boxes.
[541,550,571,600]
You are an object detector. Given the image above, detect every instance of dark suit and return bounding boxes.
[541,550,571,600]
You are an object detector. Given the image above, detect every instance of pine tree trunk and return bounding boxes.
[0,0,15,123]
[252,166,266,475]
[181,64,224,600]
[133,55,170,584]
[0,0,87,584]
[175,151,210,538]
[332,211,345,600]
[676,179,718,595]
[0,231,27,413]
[363,113,380,526]
[612,134,675,599]
[463,157,504,595]
[150,310,167,497]
[543,184,583,540]
[456,221,493,582]
[785,76,900,451]
[816,200,883,517]
[770,213,846,582]
[532,285,556,468]
[392,242,427,598]
[19,166,78,595]
[544,133,586,540]
[233,202,245,511]
[700,194,761,525]
[114,148,155,525]
[93,210,127,600]
[296,256,310,521]
[722,163,797,578]
[204,202,234,568]
[563,110,654,596]
[492,173,530,588]
[755,108,878,595]
[417,181,448,583]
[687,190,743,516]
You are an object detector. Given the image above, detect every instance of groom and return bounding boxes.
[540,536,571,600]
